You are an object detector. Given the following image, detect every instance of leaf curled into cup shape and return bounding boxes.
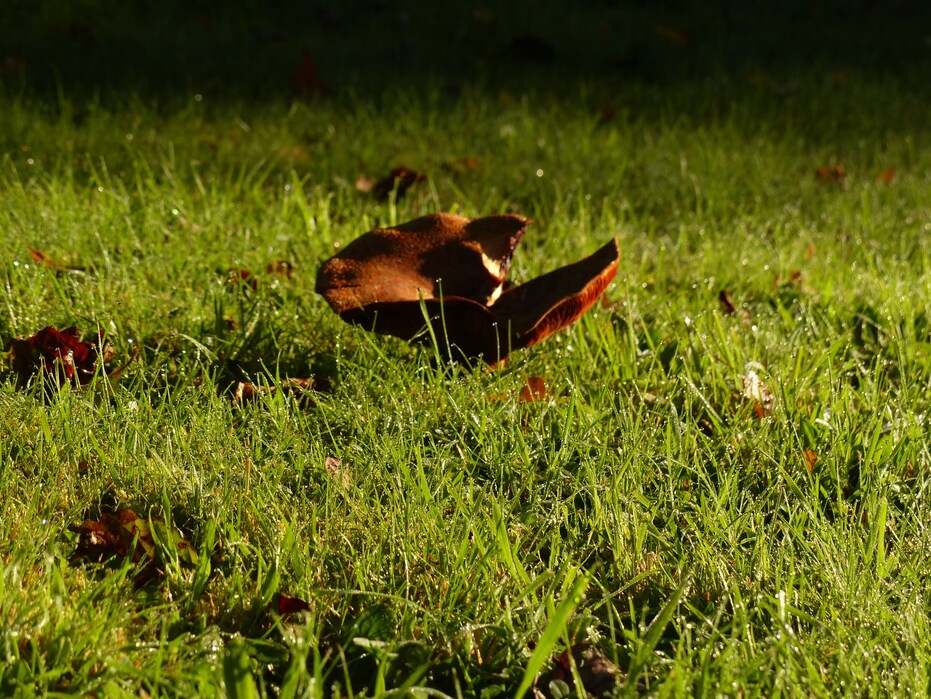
[316,213,619,363]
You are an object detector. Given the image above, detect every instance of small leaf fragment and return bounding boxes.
[876,168,895,184]
[276,593,311,615]
[815,164,847,185]
[28,248,90,274]
[370,167,425,201]
[538,644,621,698]
[743,365,774,416]
[324,456,351,489]
[803,448,819,472]
[518,376,548,403]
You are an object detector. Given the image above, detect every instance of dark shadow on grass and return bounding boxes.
[2,0,929,104]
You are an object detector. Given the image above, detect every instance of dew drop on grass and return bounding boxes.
[535,169,544,177]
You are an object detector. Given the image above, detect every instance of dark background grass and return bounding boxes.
[2,0,930,102]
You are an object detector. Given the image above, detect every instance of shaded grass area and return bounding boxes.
[3,3,931,697]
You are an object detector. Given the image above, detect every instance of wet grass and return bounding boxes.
[2,25,931,697]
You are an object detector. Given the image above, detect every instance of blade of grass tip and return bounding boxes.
[223,638,259,699]
[624,574,688,691]
[513,571,590,699]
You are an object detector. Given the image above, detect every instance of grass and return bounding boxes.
[3,4,931,696]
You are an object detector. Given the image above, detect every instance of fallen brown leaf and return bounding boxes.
[815,164,847,185]
[232,378,327,407]
[324,456,351,489]
[718,289,737,315]
[442,157,481,173]
[226,268,258,289]
[316,213,619,363]
[276,592,311,615]
[28,248,90,274]
[266,260,294,278]
[518,376,548,402]
[72,508,198,583]
[536,644,621,698]
[10,325,114,389]
[371,167,425,201]
[803,448,819,472]
[876,168,895,184]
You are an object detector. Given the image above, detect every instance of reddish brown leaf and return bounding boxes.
[232,378,327,407]
[803,448,819,472]
[316,213,619,363]
[518,376,548,403]
[369,167,425,201]
[226,269,258,289]
[815,164,847,185]
[10,325,114,389]
[276,593,311,615]
[28,247,89,274]
[442,157,481,173]
[72,508,197,584]
[876,168,895,184]
[324,456,350,489]
[74,509,150,564]
[718,289,737,315]
[266,260,294,278]
[537,644,620,698]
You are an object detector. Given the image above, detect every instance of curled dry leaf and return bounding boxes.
[10,325,114,389]
[876,168,895,184]
[316,213,619,363]
[536,644,621,698]
[72,508,198,583]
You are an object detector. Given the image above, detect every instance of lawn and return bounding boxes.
[2,2,931,697]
